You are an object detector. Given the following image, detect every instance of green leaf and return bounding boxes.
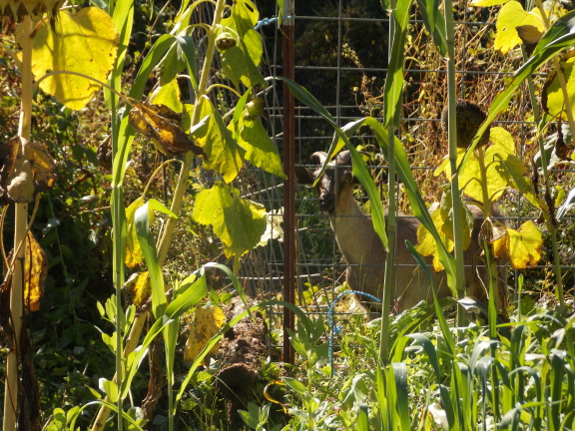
[414,0,447,56]
[194,99,245,183]
[151,79,183,114]
[220,0,266,88]
[232,111,286,178]
[157,42,187,86]
[494,1,544,54]
[99,378,119,403]
[135,202,166,317]
[385,0,413,127]
[192,182,266,259]
[32,8,119,110]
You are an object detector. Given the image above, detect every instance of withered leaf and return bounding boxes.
[5,232,48,313]
[516,24,543,55]
[123,271,151,306]
[0,137,58,204]
[129,102,204,157]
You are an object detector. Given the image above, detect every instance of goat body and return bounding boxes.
[296,150,506,312]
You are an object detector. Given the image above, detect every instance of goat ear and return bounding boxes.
[295,166,316,186]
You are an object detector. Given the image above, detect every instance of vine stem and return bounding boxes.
[3,15,33,431]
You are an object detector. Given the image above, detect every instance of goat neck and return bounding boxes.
[328,184,383,267]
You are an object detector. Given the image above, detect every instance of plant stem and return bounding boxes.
[521,47,565,309]
[3,16,33,431]
[379,0,397,365]
[444,0,466,327]
[157,0,225,265]
[476,147,504,316]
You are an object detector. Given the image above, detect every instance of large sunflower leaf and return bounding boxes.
[192,182,266,259]
[494,1,544,54]
[32,7,119,110]
[493,221,543,268]
[193,99,245,183]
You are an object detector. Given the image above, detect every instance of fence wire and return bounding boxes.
[217,0,575,353]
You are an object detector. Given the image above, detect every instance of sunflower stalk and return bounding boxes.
[3,15,33,431]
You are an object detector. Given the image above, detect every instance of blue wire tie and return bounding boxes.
[254,15,296,30]
[327,291,381,375]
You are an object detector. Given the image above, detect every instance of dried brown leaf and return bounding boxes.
[0,137,57,203]
[129,102,204,157]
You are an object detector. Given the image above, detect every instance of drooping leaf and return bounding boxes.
[156,41,187,86]
[23,232,48,313]
[124,271,151,306]
[183,306,226,365]
[193,99,245,183]
[516,24,544,51]
[494,1,544,54]
[125,197,145,269]
[0,136,57,204]
[4,232,48,313]
[129,101,203,157]
[230,107,286,179]
[151,79,183,114]
[493,221,543,268]
[413,0,447,56]
[542,50,575,121]
[31,7,119,110]
[192,182,266,259]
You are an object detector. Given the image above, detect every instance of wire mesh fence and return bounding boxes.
[203,0,575,353]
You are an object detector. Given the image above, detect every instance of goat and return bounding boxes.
[296,150,507,313]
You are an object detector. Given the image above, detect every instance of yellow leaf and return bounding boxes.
[543,51,575,121]
[125,197,144,268]
[184,306,226,365]
[493,221,542,268]
[31,8,119,110]
[151,79,183,114]
[124,272,151,306]
[494,1,544,54]
[457,127,536,205]
[415,204,453,272]
[24,232,48,313]
[5,232,49,313]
